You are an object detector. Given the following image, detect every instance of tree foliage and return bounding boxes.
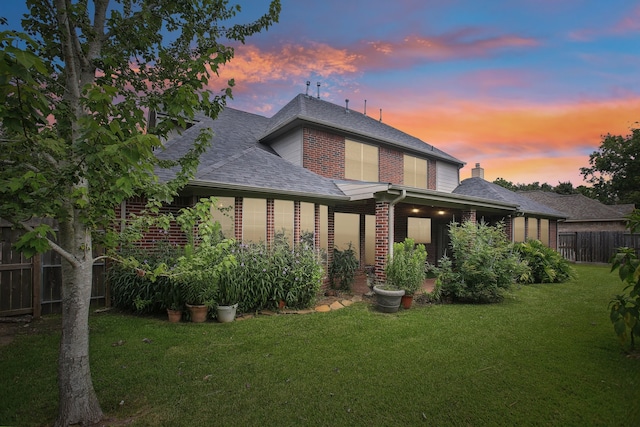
[609,209,640,352]
[580,127,640,205]
[0,1,280,425]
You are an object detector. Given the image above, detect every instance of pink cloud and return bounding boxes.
[569,5,640,41]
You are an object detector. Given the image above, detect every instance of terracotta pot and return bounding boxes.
[278,300,286,310]
[186,304,208,323]
[401,294,413,309]
[167,308,182,323]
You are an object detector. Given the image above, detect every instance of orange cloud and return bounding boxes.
[381,97,640,184]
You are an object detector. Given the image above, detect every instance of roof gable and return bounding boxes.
[261,94,464,165]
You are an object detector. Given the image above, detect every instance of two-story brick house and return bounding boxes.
[137,93,564,283]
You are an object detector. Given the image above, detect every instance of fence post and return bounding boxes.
[32,254,41,318]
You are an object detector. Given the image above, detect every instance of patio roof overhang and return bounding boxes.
[336,182,519,214]
[184,180,350,205]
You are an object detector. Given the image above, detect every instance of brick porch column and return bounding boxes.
[375,201,390,284]
[266,198,274,248]
[327,206,335,267]
[234,197,243,242]
[462,209,476,224]
[293,201,301,245]
[314,203,321,251]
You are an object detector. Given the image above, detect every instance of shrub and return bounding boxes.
[231,239,323,312]
[514,239,576,283]
[328,243,359,291]
[385,238,427,295]
[436,221,529,303]
[108,240,183,314]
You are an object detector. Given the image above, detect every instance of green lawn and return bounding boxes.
[1,264,638,426]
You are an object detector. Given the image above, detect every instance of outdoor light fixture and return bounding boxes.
[438,210,446,215]
[412,208,419,213]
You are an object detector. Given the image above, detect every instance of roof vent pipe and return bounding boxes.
[305,81,310,96]
[379,108,383,123]
[345,99,349,113]
[364,99,367,116]
[317,82,321,99]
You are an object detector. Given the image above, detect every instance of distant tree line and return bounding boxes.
[494,126,640,207]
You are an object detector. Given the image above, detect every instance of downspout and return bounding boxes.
[388,189,407,257]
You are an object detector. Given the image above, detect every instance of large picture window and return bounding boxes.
[211,196,235,239]
[274,200,294,245]
[527,218,538,241]
[345,139,378,182]
[334,212,360,261]
[407,217,431,243]
[404,155,428,189]
[513,216,525,242]
[540,219,549,246]
[243,198,266,243]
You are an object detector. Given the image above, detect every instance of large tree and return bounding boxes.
[0,1,280,425]
[581,127,640,205]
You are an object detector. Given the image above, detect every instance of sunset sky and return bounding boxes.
[4,1,639,186]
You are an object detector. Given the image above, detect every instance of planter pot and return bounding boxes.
[278,300,286,310]
[186,304,208,323]
[401,294,413,309]
[373,285,405,313]
[216,303,238,323]
[167,308,182,323]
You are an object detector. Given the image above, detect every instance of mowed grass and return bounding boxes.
[1,264,638,426]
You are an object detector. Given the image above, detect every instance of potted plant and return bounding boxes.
[381,238,427,310]
[162,277,184,323]
[372,283,405,313]
[172,198,237,322]
[215,264,241,323]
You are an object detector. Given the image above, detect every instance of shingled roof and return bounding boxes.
[453,178,566,218]
[518,191,633,221]
[261,94,464,166]
[156,107,347,201]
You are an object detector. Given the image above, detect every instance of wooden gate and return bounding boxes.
[0,224,107,317]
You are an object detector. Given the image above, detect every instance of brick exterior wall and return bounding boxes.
[462,210,477,224]
[550,220,558,250]
[427,159,437,190]
[379,146,403,184]
[302,127,345,179]
[293,201,301,244]
[234,197,243,241]
[374,201,390,284]
[266,198,274,247]
[117,196,191,248]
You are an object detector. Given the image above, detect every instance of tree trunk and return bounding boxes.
[54,217,103,426]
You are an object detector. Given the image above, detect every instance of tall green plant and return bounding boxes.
[514,239,576,283]
[385,238,427,295]
[328,243,359,291]
[609,209,640,351]
[438,221,529,303]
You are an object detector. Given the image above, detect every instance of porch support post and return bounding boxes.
[266,198,275,248]
[327,206,335,268]
[374,201,390,284]
[314,203,321,251]
[293,201,301,245]
[462,209,476,224]
[234,197,243,242]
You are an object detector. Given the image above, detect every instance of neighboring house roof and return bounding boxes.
[156,107,348,202]
[454,178,566,218]
[518,191,633,222]
[261,94,464,166]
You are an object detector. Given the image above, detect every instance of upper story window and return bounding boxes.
[345,139,378,182]
[404,154,428,189]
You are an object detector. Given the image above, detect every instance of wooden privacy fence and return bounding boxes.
[0,224,107,318]
[558,231,640,264]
